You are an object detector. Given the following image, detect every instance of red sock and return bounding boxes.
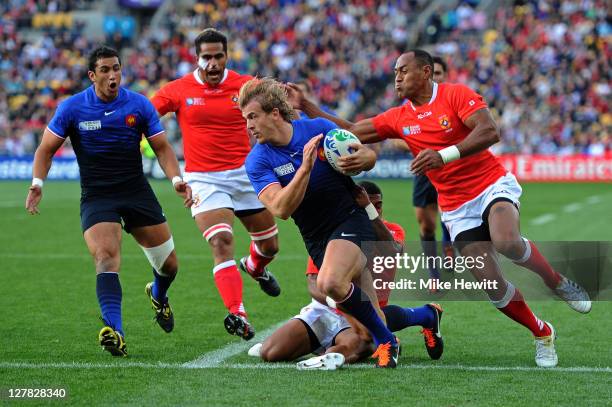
[497,287,551,337]
[515,239,562,289]
[213,260,246,317]
[246,241,275,278]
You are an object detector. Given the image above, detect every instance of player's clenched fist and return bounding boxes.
[410,148,444,175]
[173,181,193,208]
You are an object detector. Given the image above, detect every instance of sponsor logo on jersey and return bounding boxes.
[439,115,450,129]
[274,162,296,177]
[402,125,421,135]
[417,111,432,119]
[186,97,205,106]
[125,114,137,127]
[78,120,101,131]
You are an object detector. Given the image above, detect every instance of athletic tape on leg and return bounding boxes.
[141,237,174,273]
[513,237,532,264]
[203,223,233,242]
[249,224,278,241]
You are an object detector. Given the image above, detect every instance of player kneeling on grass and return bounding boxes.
[248,182,444,369]
[240,78,400,368]
[25,46,192,357]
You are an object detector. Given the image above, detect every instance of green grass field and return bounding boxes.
[1,180,611,406]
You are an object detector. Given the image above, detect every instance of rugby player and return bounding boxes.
[251,182,443,369]
[26,46,191,356]
[289,49,591,367]
[395,56,454,283]
[240,78,400,368]
[151,29,281,340]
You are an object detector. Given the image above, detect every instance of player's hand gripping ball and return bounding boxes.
[323,128,362,176]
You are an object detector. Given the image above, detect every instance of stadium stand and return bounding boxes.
[0,0,609,157]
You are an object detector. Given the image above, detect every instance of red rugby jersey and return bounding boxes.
[152,69,252,172]
[372,82,507,211]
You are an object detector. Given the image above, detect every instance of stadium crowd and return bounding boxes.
[371,0,610,155]
[1,0,609,157]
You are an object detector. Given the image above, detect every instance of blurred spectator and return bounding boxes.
[378,0,611,155]
[1,0,609,157]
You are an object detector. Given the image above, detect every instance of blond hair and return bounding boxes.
[238,77,296,122]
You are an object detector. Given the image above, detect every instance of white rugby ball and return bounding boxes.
[323,128,362,176]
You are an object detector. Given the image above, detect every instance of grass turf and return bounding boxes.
[0,180,610,406]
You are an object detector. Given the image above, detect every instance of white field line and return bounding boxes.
[0,361,610,373]
[562,203,582,213]
[585,196,602,204]
[182,322,285,368]
[529,214,556,226]
[529,194,604,226]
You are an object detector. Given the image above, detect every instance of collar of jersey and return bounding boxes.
[193,68,229,86]
[89,85,123,105]
[408,81,438,111]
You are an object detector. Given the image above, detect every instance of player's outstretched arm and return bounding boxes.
[147,133,193,208]
[353,186,403,253]
[26,128,65,215]
[286,83,381,143]
[258,135,322,220]
[307,274,328,306]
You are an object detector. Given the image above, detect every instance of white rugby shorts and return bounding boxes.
[293,299,352,355]
[184,165,264,217]
[441,172,522,241]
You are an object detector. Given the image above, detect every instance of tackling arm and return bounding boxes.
[287,83,381,144]
[307,274,328,305]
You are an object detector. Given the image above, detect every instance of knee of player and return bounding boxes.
[208,232,233,253]
[93,249,119,271]
[317,274,345,299]
[419,221,436,237]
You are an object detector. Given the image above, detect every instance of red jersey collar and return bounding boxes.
[408,81,438,111]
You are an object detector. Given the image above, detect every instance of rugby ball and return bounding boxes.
[323,128,362,176]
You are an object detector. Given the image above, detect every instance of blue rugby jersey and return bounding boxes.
[48,86,164,196]
[245,118,358,240]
